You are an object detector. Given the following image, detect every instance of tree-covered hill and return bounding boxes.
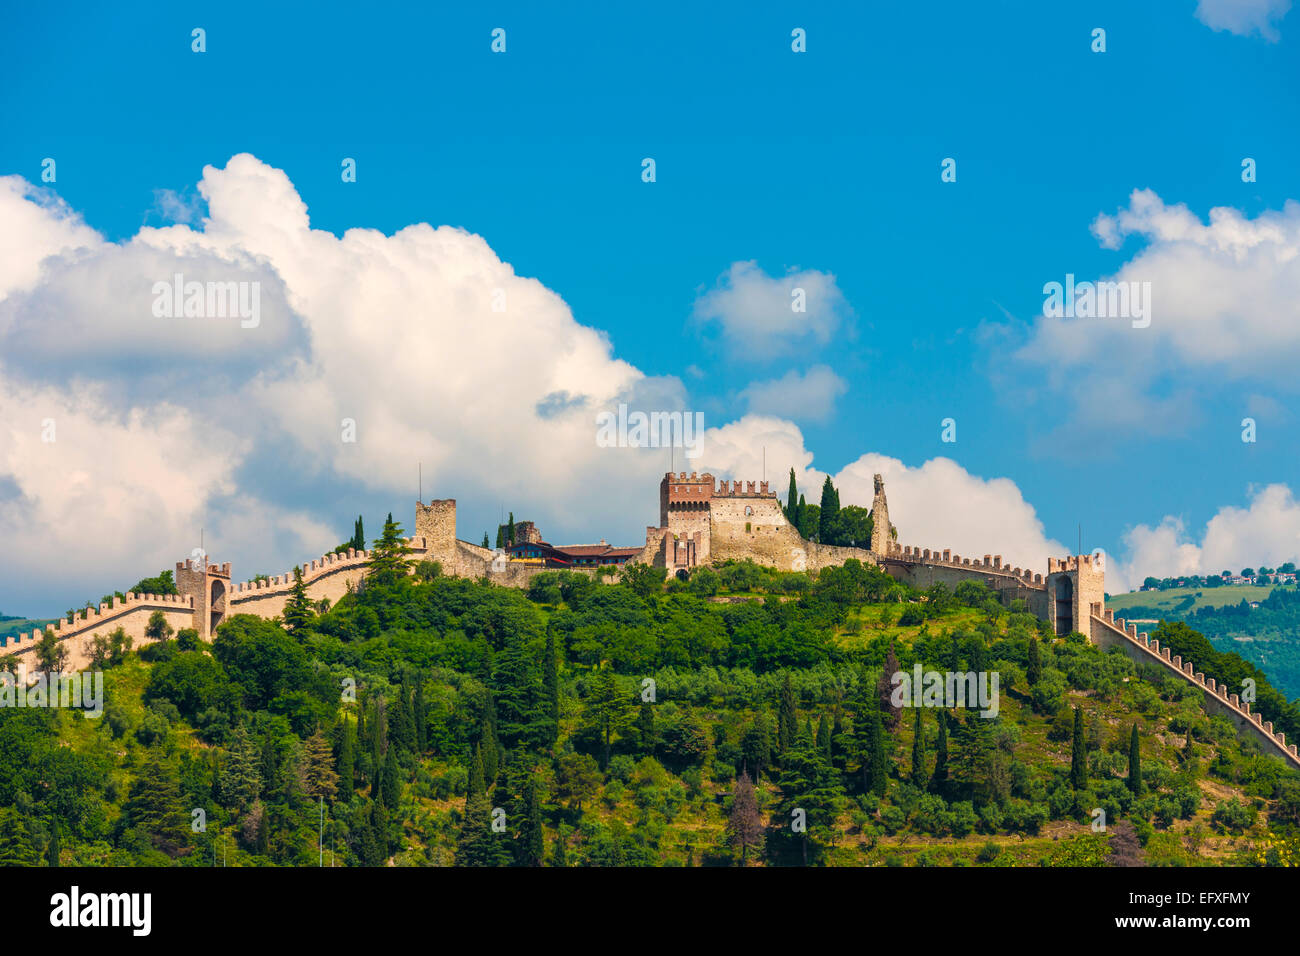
[4,529,1300,868]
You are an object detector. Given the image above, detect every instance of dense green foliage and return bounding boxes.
[3,546,1299,867]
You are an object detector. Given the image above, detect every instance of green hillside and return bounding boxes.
[3,530,1300,868]
[1106,584,1275,615]
[0,615,53,642]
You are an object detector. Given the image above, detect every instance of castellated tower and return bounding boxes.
[1045,553,1106,637]
[175,557,231,641]
[870,474,891,554]
[416,499,457,562]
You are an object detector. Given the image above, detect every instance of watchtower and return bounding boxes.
[1045,554,1105,637]
[175,555,232,641]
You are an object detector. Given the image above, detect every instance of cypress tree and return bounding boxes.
[1127,724,1143,795]
[337,720,355,795]
[381,746,401,810]
[910,707,926,788]
[786,468,799,523]
[46,821,60,867]
[877,642,901,730]
[930,710,949,796]
[482,532,490,548]
[543,633,560,745]
[352,516,365,552]
[867,706,888,797]
[1070,706,1088,790]
[816,713,831,760]
[519,774,545,866]
[818,476,840,544]
[1027,635,1042,686]
[777,674,797,755]
[637,700,657,756]
[413,681,427,753]
[552,825,568,867]
[507,512,516,548]
[496,526,505,548]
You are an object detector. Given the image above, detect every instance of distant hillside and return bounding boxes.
[0,615,54,642]
[1107,584,1276,615]
[1107,585,1300,698]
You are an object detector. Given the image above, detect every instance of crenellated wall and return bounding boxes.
[0,593,195,672]
[1089,604,1300,769]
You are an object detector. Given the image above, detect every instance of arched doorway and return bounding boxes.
[1054,575,1073,636]
[210,579,227,636]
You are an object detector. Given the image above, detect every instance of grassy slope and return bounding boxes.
[1106,585,1275,614]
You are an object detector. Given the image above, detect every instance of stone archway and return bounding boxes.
[1054,575,1073,635]
[209,579,227,636]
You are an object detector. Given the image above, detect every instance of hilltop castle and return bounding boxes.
[3,471,1296,768]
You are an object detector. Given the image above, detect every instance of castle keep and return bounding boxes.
[4,471,1296,768]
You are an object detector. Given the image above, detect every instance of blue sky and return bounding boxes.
[2,0,1299,615]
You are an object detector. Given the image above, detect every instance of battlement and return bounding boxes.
[713,478,773,497]
[1047,554,1102,574]
[884,542,1046,586]
[176,559,231,576]
[0,591,194,653]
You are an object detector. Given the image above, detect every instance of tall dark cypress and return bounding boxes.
[876,642,901,730]
[337,720,355,795]
[777,674,797,755]
[867,706,888,797]
[786,468,799,522]
[816,713,831,759]
[543,632,560,745]
[930,710,949,796]
[1070,706,1088,790]
[1127,724,1143,795]
[519,774,545,866]
[910,707,926,787]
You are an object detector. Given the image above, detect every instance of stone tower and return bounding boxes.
[1045,554,1106,637]
[870,473,891,554]
[175,554,231,641]
[415,499,457,562]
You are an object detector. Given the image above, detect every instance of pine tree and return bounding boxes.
[582,666,633,769]
[456,747,508,866]
[785,468,799,523]
[816,713,831,760]
[1070,706,1088,790]
[220,724,262,811]
[368,515,413,586]
[283,566,315,632]
[302,728,339,802]
[725,773,764,864]
[930,710,949,796]
[0,808,37,866]
[910,707,926,787]
[1027,635,1042,686]
[1127,723,1144,795]
[124,756,191,856]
